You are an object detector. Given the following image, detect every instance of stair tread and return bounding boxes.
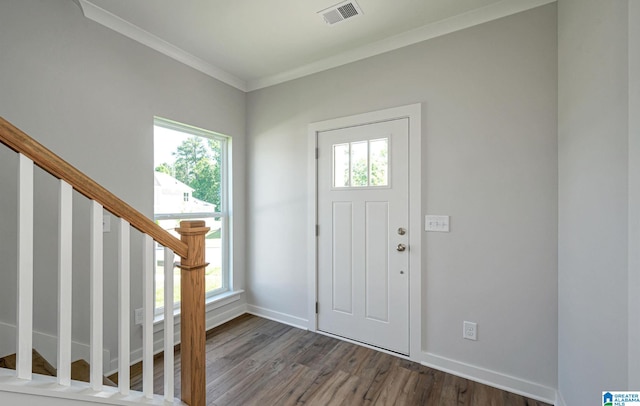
[71,359,117,387]
[0,349,57,376]
[0,350,117,387]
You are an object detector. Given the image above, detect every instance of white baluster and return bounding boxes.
[90,200,103,391]
[142,235,154,398]
[57,180,73,386]
[17,154,33,380]
[164,247,175,401]
[118,218,131,395]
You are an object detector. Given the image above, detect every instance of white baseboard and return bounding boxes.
[106,301,247,375]
[0,321,110,373]
[239,307,559,404]
[0,321,16,359]
[107,302,305,374]
[6,305,560,406]
[421,352,556,405]
[205,302,248,331]
[245,304,309,330]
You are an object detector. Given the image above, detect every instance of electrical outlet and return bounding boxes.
[135,308,144,325]
[463,321,477,341]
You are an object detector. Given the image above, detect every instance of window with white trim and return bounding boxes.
[153,117,231,315]
[333,138,389,188]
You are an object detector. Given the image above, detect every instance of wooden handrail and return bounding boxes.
[1,117,207,405]
[0,117,188,258]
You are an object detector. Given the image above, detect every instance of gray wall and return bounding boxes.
[247,4,558,388]
[10,0,640,401]
[558,0,639,403]
[629,0,640,389]
[0,0,246,368]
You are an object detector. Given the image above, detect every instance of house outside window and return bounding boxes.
[153,117,231,316]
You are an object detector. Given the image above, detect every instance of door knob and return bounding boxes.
[396,243,406,252]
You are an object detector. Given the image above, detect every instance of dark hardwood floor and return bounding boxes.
[121,314,550,405]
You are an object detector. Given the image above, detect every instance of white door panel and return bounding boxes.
[365,201,389,322]
[317,118,409,354]
[332,201,353,314]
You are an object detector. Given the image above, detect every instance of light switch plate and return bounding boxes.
[103,214,111,233]
[425,215,450,232]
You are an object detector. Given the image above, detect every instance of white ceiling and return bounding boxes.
[77,0,554,91]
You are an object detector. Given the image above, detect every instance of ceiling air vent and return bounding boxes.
[318,1,363,25]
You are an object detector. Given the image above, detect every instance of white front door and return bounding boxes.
[317,118,409,354]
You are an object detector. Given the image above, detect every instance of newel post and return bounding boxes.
[176,220,209,406]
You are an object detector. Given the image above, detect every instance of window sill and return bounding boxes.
[205,289,245,311]
[153,289,244,332]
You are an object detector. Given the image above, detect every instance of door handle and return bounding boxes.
[396,243,406,252]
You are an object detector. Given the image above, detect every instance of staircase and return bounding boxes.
[0,350,117,387]
[0,117,209,406]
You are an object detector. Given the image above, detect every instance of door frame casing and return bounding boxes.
[307,103,422,360]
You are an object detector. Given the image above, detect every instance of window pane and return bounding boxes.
[154,247,180,310]
[369,138,388,186]
[351,141,368,187]
[154,118,230,314]
[205,216,223,295]
[203,139,222,212]
[333,143,350,188]
[154,216,225,309]
[154,130,220,215]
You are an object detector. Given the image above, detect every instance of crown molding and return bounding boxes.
[246,0,556,91]
[77,0,555,93]
[77,0,247,91]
